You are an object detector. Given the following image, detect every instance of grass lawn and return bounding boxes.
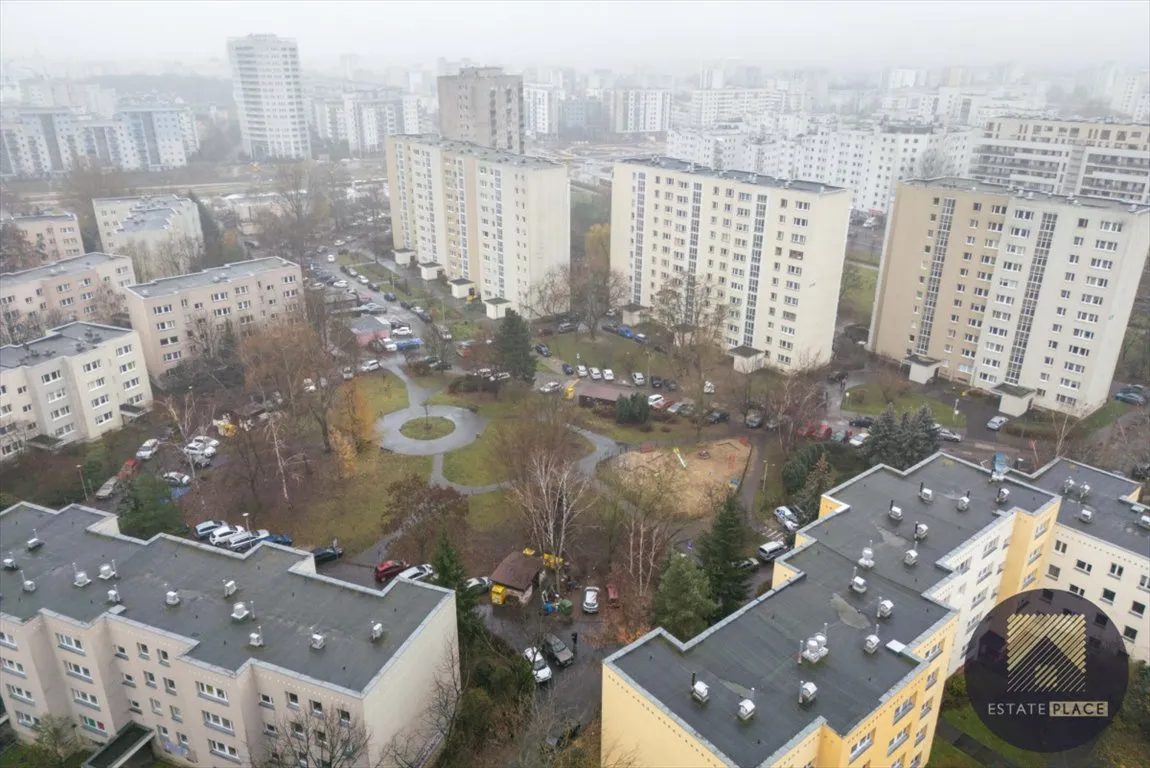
[1078,399,1132,432]
[427,388,529,420]
[467,490,513,533]
[926,739,984,768]
[942,706,1046,768]
[544,332,676,381]
[399,416,455,440]
[846,248,881,266]
[448,319,482,340]
[0,748,90,768]
[841,263,878,323]
[844,383,967,427]
[404,369,455,392]
[579,411,700,444]
[355,371,409,417]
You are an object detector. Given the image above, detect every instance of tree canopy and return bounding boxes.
[493,310,535,382]
[118,475,182,539]
[865,404,940,469]
[652,555,716,642]
[698,494,750,620]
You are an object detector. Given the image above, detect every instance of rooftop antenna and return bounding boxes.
[20,570,36,592]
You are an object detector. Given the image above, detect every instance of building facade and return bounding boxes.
[686,88,785,127]
[437,67,525,154]
[1,252,136,342]
[0,502,460,767]
[116,105,200,170]
[2,212,83,260]
[970,117,1150,205]
[609,157,851,372]
[227,35,311,161]
[601,452,1148,767]
[94,196,204,280]
[386,135,569,317]
[606,89,671,134]
[122,257,303,377]
[0,323,152,458]
[523,84,562,138]
[870,178,1150,416]
[665,127,759,172]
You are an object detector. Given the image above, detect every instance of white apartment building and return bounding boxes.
[1,211,83,260]
[1110,72,1150,122]
[313,93,415,155]
[386,135,570,317]
[437,67,525,154]
[1,252,136,341]
[686,88,785,127]
[0,501,460,767]
[871,178,1150,416]
[0,322,152,458]
[0,108,80,177]
[71,118,138,172]
[970,117,1150,205]
[116,105,199,170]
[523,84,562,138]
[227,35,311,161]
[609,157,851,372]
[19,79,117,117]
[123,257,303,377]
[665,127,759,171]
[94,196,204,280]
[606,89,671,134]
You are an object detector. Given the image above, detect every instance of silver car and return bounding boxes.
[582,586,600,614]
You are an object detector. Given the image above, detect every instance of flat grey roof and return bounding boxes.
[93,194,188,208]
[729,345,761,358]
[396,135,562,169]
[619,156,847,194]
[0,322,133,369]
[1023,458,1148,550]
[125,257,297,299]
[906,177,1150,213]
[115,207,175,234]
[0,503,450,693]
[6,212,77,223]
[1,251,127,286]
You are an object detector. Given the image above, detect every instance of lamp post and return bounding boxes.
[242,512,251,532]
[76,465,89,501]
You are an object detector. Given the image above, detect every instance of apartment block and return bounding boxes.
[609,157,850,372]
[686,88,785,127]
[386,135,569,318]
[665,127,759,172]
[437,67,525,154]
[228,35,311,161]
[94,195,204,272]
[1,252,136,335]
[606,89,671,134]
[0,501,459,766]
[602,452,1147,767]
[870,178,1150,416]
[2,211,83,260]
[0,108,80,177]
[116,105,200,170]
[123,257,303,377]
[523,84,562,138]
[0,322,152,458]
[970,117,1150,204]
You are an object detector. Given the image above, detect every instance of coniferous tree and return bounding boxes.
[652,555,716,641]
[864,405,900,467]
[698,494,750,620]
[907,405,941,465]
[795,454,835,524]
[430,532,483,651]
[493,310,535,382]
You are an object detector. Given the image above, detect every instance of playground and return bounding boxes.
[613,439,752,517]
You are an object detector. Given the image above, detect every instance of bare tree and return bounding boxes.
[598,462,687,598]
[88,281,127,326]
[763,353,830,455]
[254,704,386,768]
[571,263,629,340]
[0,220,42,271]
[0,306,72,345]
[526,266,572,321]
[59,159,130,250]
[384,645,465,768]
[272,162,327,264]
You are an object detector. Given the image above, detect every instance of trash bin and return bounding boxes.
[558,599,573,616]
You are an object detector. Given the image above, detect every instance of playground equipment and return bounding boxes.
[673,447,688,469]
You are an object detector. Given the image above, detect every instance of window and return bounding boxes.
[1109,563,1124,579]
[338,708,351,727]
[1124,626,1139,642]
[79,715,106,734]
[5,683,33,703]
[287,692,300,709]
[116,344,133,356]
[164,677,176,694]
[310,700,323,716]
[151,697,162,714]
[0,632,14,649]
[1048,564,1061,580]
[73,689,99,708]
[152,304,173,315]
[1132,601,1146,618]
[207,739,239,761]
[171,705,183,722]
[1,657,26,675]
[926,669,939,689]
[56,633,83,653]
[893,697,915,723]
[264,723,277,736]
[65,660,92,680]
[1101,589,1116,604]
[204,711,235,734]
[850,730,875,761]
[1075,560,1093,574]
[197,681,228,702]
[888,725,911,755]
[159,649,170,666]
[16,711,43,730]
[1070,584,1084,596]
[41,370,62,384]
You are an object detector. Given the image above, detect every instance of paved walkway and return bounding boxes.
[935,719,1019,768]
[376,364,488,456]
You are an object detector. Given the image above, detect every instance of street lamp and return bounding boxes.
[76,465,89,501]
[242,512,251,531]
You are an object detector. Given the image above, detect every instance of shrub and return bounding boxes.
[853,389,866,404]
[941,673,967,710]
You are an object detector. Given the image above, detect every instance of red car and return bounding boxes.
[374,560,409,583]
[798,421,832,441]
[118,458,141,481]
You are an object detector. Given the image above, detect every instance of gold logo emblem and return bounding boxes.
[1007,613,1086,693]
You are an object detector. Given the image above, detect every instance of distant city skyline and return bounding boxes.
[1,0,1148,70]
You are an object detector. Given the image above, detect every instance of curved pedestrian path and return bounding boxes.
[377,365,488,456]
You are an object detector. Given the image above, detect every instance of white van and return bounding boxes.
[757,541,787,563]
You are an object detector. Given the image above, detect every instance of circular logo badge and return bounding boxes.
[964,588,1129,752]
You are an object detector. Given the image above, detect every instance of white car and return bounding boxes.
[359,359,381,373]
[136,439,160,460]
[647,394,665,408]
[589,367,602,380]
[162,471,191,487]
[347,268,358,278]
[341,366,354,381]
[208,525,242,546]
[539,381,562,394]
[397,564,435,582]
[986,415,1009,431]
[303,378,317,392]
[333,279,348,288]
[384,341,399,352]
[774,506,800,532]
[190,436,220,451]
[334,239,346,247]
[326,254,336,263]
[582,586,600,614]
[185,443,216,459]
[392,326,413,337]
[703,380,716,394]
[357,275,370,285]
[524,647,553,684]
[632,372,645,386]
[603,368,615,382]
[576,365,588,378]
[194,520,227,539]
[848,431,869,447]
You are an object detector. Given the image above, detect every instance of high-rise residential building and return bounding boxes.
[0,108,80,176]
[0,500,460,766]
[123,257,303,377]
[970,117,1150,205]
[436,67,524,154]
[601,451,1149,767]
[665,127,760,172]
[606,89,671,134]
[386,135,569,318]
[116,105,200,170]
[1110,72,1150,122]
[523,84,562,138]
[227,35,311,161]
[0,322,152,458]
[686,88,784,127]
[1,211,84,260]
[609,157,851,372]
[870,178,1150,416]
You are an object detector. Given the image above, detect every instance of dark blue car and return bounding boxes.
[562,363,575,375]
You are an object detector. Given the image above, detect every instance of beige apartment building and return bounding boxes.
[1,252,136,342]
[0,501,460,767]
[123,257,303,377]
[609,157,851,372]
[2,211,83,260]
[970,117,1150,204]
[386,135,570,318]
[94,195,204,280]
[0,322,152,459]
[437,67,525,154]
[870,178,1150,416]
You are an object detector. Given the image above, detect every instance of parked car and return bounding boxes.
[194,520,227,539]
[209,525,243,546]
[849,432,870,447]
[392,326,414,336]
[539,381,562,394]
[589,367,602,380]
[190,436,220,451]
[162,471,191,487]
[797,421,832,440]
[136,439,160,460]
[359,359,381,373]
[827,370,849,384]
[601,323,618,334]
[1115,390,1147,405]
[937,428,963,442]
[311,543,344,564]
[333,279,348,288]
[226,530,261,551]
[557,321,577,333]
[383,292,397,301]
[986,415,1009,431]
[650,375,663,389]
[582,586,600,614]
[542,633,575,667]
[705,409,730,424]
[576,365,588,378]
[745,411,764,428]
[374,560,410,583]
[631,372,646,386]
[617,325,634,339]
[94,476,119,500]
[757,540,788,563]
[634,332,647,344]
[361,302,385,314]
[561,363,575,375]
[265,533,294,546]
[341,366,354,381]
[544,720,583,752]
[326,254,336,263]
[535,343,552,357]
[184,443,216,459]
[602,368,615,382]
[732,557,760,572]
[184,452,212,469]
[774,506,800,532]
[357,275,370,285]
[703,380,716,395]
[398,564,435,582]
[465,576,493,594]
[648,394,665,408]
[849,416,875,428]
[524,647,553,684]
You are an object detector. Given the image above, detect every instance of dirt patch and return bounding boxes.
[612,439,751,517]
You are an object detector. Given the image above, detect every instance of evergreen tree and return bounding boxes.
[794,454,834,524]
[493,310,535,382]
[188,191,225,269]
[907,405,941,465]
[782,443,825,494]
[430,532,482,651]
[698,494,750,620]
[864,405,900,467]
[652,555,716,641]
[118,475,182,539]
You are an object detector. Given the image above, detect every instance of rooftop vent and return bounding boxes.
[914,522,929,541]
[370,621,384,641]
[1078,508,1094,524]
[26,530,43,551]
[310,632,327,650]
[1131,503,1148,516]
[1138,515,1150,530]
[864,625,881,654]
[107,586,121,603]
[20,570,35,592]
[165,589,180,606]
[690,674,710,703]
[957,492,971,512]
[737,698,755,721]
[919,482,934,503]
[888,501,903,521]
[1062,478,1076,495]
[858,541,875,569]
[851,567,869,594]
[877,598,894,619]
[996,487,1010,505]
[800,626,830,664]
[231,601,251,621]
[798,680,818,706]
[1077,483,1090,501]
[223,580,237,598]
[904,549,919,566]
[72,563,91,588]
[2,554,16,570]
[98,561,117,580]
[141,288,150,297]
[248,626,264,647]
[990,469,1007,483]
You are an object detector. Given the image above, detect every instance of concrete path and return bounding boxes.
[377,364,488,456]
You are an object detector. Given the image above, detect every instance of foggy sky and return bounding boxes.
[1,0,1147,70]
